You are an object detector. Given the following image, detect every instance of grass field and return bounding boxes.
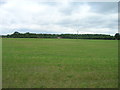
[2,38,118,88]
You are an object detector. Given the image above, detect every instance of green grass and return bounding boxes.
[2,38,118,88]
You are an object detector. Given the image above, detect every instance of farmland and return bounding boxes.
[2,38,118,88]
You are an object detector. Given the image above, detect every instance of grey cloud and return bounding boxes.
[0,0,7,5]
[0,1,118,35]
[56,2,117,15]
[89,2,118,14]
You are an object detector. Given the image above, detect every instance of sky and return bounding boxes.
[0,0,118,35]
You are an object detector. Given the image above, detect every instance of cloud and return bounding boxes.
[0,0,118,35]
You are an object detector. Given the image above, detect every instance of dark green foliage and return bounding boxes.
[114,33,120,40]
[2,31,115,40]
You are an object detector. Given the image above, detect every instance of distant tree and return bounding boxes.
[11,31,20,38]
[115,33,120,40]
[13,31,20,35]
[2,31,115,40]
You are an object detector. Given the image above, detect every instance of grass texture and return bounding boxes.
[2,38,118,88]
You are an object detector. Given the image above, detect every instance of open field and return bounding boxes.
[2,38,118,88]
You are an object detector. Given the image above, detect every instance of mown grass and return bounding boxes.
[2,38,118,88]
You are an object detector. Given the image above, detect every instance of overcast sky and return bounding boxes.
[0,0,118,35]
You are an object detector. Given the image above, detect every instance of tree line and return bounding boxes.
[2,31,120,40]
